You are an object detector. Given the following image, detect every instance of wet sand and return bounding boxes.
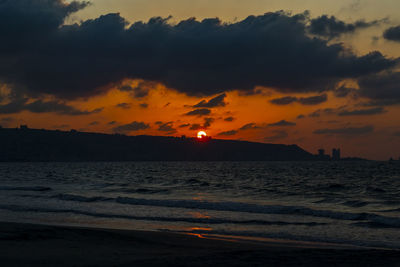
[0,221,399,266]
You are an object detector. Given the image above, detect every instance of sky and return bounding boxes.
[0,0,400,160]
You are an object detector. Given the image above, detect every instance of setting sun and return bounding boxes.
[197,131,207,139]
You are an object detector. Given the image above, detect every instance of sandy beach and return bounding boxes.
[0,221,399,267]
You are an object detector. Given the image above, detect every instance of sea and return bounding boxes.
[0,161,400,249]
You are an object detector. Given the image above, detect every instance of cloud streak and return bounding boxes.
[383,26,400,42]
[157,121,177,134]
[309,15,384,39]
[268,120,296,127]
[338,107,386,116]
[313,125,374,135]
[270,94,328,105]
[193,93,227,108]
[113,121,150,133]
[0,98,103,115]
[217,130,238,136]
[185,108,211,116]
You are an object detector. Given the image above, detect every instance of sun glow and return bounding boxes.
[197,131,207,139]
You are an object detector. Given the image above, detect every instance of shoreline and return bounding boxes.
[1,221,400,266]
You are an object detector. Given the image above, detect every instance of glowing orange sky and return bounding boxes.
[3,79,399,160]
[0,0,400,160]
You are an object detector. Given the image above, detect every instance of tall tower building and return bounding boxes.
[332,148,341,161]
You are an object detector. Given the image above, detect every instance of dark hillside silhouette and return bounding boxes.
[0,128,315,162]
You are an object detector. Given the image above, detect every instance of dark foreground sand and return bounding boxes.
[1,222,399,267]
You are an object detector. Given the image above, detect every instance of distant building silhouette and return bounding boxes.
[332,148,341,161]
[317,149,330,161]
[20,125,28,130]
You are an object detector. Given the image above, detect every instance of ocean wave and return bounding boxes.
[0,186,51,192]
[380,208,400,213]
[313,198,340,204]
[169,228,399,249]
[0,204,324,226]
[352,221,400,229]
[116,197,400,228]
[102,188,170,194]
[326,183,347,190]
[55,194,112,202]
[0,203,398,248]
[342,200,370,208]
[42,193,400,228]
[185,178,210,186]
[114,197,369,221]
[365,186,386,193]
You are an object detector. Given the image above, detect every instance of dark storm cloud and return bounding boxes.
[224,116,235,122]
[270,94,327,105]
[89,121,99,126]
[217,130,238,136]
[383,26,400,42]
[268,120,296,127]
[185,109,211,116]
[358,72,400,103]
[157,122,176,134]
[108,121,117,125]
[0,0,89,37]
[113,121,150,133]
[116,103,132,109]
[309,15,383,38]
[338,107,386,116]
[0,98,103,115]
[0,2,396,99]
[297,114,305,119]
[139,103,148,108]
[313,125,374,135]
[193,93,227,108]
[265,130,288,141]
